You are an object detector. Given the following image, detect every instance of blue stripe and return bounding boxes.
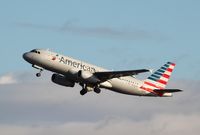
[154,72,163,76]
[151,74,161,79]
[164,64,170,68]
[167,62,173,65]
[161,67,167,70]
[157,69,165,73]
[148,77,158,81]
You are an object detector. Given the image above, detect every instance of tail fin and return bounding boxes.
[143,62,176,89]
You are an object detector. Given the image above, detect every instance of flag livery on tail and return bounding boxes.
[141,62,180,96]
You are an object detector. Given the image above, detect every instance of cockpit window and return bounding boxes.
[30,49,40,54]
[30,49,36,53]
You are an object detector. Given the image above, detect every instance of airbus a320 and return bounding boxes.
[23,49,182,97]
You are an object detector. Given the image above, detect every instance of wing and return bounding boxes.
[94,69,150,82]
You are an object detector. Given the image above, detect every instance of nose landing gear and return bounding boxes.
[36,69,43,77]
[32,65,43,77]
[36,73,41,77]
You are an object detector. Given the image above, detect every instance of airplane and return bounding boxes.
[23,49,182,97]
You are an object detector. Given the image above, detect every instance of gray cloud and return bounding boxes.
[0,73,17,85]
[0,113,199,135]
[0,72,199,134]
[16,22,160,40]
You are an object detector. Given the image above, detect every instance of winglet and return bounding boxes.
[148,69,154,74]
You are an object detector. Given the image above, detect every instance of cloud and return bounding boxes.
[0,113,199,135]
[16,22,159,40]
[0,72,199,134]
[0,73,17,85]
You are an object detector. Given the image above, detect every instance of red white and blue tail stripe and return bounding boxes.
[141,62,176,92]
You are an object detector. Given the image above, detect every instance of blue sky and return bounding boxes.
[0,1,200,134]
[0,0,200,80]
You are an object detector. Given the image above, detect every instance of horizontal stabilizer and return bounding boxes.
[154,89,183,93]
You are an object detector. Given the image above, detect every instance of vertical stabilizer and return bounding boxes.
[141,62,176,91]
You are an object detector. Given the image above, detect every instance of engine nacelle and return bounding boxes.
[78,70,100,84]
[51,74,75,87]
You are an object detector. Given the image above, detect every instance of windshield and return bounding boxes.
[30,49,40,54]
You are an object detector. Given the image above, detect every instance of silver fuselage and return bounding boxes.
[23,49,156,96]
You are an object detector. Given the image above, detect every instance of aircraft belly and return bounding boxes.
[108,79,146,96]
[35,59,153,96]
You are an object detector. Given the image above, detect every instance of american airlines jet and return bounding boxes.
[23,49,182,97]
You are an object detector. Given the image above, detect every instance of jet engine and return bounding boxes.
[51,74,75,87]
[78,70,100,84]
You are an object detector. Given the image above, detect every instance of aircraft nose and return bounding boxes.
[23,52,32,62]
[23,52,28,60]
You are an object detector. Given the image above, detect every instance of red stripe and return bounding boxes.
[140,86,161,96]
[162,74,170,79]
[140,86,154,93]
[144,81,163,89]
[171,63,176,66]
[158,79,167,85]
[167,68,173,72]
[140,86,164,96]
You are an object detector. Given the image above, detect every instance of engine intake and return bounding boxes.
[51,74,75,87]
